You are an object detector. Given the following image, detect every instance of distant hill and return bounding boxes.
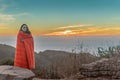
[0,44,15,59]
[35,50,97,68]
[35,50,74,68]
[0,44,15,65]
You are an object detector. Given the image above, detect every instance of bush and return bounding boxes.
[0,58,14,65]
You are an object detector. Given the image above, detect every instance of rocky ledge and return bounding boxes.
[0,65,35,80]
[78,58,120,80]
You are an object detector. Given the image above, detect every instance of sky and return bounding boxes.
[0,0,120,36]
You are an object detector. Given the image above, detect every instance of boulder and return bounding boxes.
[0,65,35,80]
[79,58,120,80]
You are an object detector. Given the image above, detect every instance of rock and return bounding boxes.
[79,58,120,80]
[0,65,35,80]
[32,78,69,80]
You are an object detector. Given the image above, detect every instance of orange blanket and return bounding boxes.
[14,31,35,70]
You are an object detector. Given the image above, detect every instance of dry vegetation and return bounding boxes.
[33,50,98,79]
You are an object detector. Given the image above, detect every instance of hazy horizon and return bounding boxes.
[0,35,120,54]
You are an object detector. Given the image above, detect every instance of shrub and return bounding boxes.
[0,58,14,65]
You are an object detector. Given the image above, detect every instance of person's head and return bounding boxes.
[20,24,31,34]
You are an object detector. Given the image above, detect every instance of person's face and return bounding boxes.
[22,25,27,32]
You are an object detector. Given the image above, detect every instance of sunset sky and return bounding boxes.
[0,0,120,36]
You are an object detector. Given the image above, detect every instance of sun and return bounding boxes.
[63,30,72,35]
[43,30,77,36]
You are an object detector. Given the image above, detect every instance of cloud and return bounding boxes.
[0,12,31,23]
[55,24,92,30]
[70,26,120,36]
[0,0,11,12]
[43,25,120,36]
[0,23,9,29]
[0,14,15,21]
[16,12,31,16]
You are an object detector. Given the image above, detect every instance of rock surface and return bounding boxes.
[0,65,35,80]
[78,58,120,80]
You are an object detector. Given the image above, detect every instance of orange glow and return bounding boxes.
[43,27,120,36]
[63,30,72,35]
[43,30,77,36]
[1,25,120,36]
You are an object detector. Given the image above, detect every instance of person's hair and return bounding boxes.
[20,24,31,34]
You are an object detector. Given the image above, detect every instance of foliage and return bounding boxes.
[0,58,14,65]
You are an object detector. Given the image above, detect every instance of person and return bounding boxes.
[14,24,35,70]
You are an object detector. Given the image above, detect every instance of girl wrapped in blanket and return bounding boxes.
[14,24,35,70]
